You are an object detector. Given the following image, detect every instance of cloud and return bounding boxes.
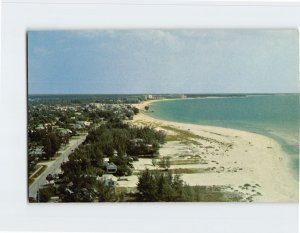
[28,30,299,94]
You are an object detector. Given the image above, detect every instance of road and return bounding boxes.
[28,133,87,199]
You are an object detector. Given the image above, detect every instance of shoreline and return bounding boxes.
[137,97,299,165]
[133,99,299,202]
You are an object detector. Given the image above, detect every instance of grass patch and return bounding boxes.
[166,134,182,141]
[160,125,233,148]
[30,165,47,180]
[183,185,244,202]
[115,187,137,194]
[161,125,228,147]
[132,171,141,175]
[133,167,212,175]
[169,159,202,165]
[28,178,35,186]
[29,164,42,176]
[165,167,212,174]
[53,152,62,158]
[161,125,202,140]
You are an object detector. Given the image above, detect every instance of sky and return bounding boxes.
[28,29,299,94]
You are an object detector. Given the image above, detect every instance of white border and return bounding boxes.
[1,1,299,232]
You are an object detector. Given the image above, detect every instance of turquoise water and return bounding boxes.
[147,94,299,176]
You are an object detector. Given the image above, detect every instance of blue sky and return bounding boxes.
[28,30,299,94]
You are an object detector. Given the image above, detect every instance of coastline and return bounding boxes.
[133,99,299,202]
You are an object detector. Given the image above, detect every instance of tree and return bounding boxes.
[137,169,158,201]
[38,187,54,202]
[144,106,149,111]
[158,156,171,171]
[137,170,185,202]
[116,164,132,176]
[132,107,139,114]
[157,174,177,201]
[61,134,70,144]
[42,137,52,160]
[151,158,157,168]
[48,133,61,154]
[165,157,171,170]
[97,182,117,202]
[41,132,62,160]
[109,156,132,176]
[46,174,53,183]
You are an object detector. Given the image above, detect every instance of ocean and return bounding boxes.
[147,94,299,177]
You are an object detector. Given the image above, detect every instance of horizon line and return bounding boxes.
[28,92,299,96]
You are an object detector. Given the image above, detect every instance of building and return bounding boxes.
[29,146,45,158]
[35,124,45,130]
[96,174,118,187]
[147,95,153,99]
[56,128,72,136]
[76,121,92,127]
[69,123,82,130]
[104,162,118,174]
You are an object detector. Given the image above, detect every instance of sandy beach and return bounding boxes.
[120,99,299,202]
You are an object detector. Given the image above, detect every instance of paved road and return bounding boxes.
[28,134,87,199]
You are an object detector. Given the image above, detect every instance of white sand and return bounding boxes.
[128,99,299,202]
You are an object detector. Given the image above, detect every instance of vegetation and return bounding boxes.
[151,158,158,167]
[85,118,165,158]
[136,169,243,202]
[29,165,47,181]
[159,125,223,147]
[132,107,139,114]
[38,186,56,202]
[97,182,119,202]
[158,156,171,170]
[42,133,62,160]
[39,118,166,202]
[28,95,244,203]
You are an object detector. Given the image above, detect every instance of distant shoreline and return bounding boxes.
[27,93,299,98]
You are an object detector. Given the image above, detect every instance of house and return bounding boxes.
[35,124,45,130]
[104,162,117,174]
[96,174,118,187]
[57,128,72,136]
[29,146,45,158]
[76,121,92,127]
[90,103,103,109]
[84,121,92,127]
[103,158,109,163]
[69,123,82,130]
